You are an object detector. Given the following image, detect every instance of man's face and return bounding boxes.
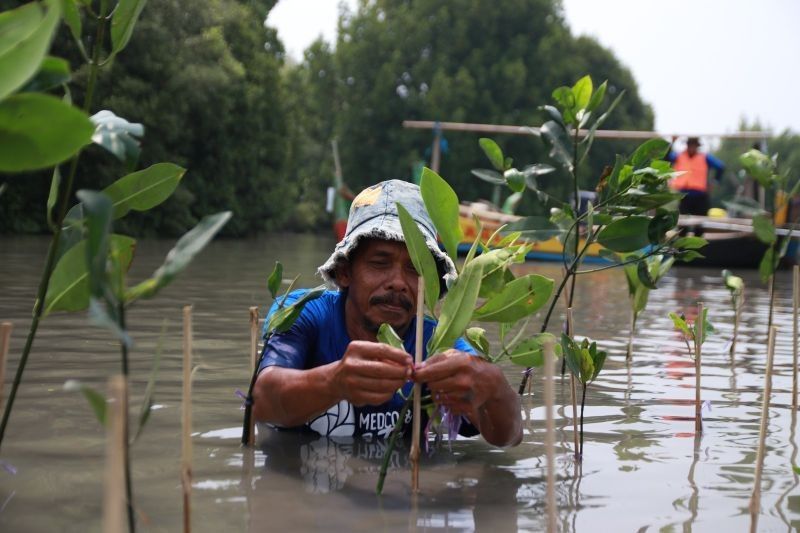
[337,238,420,339]
[687,141,699,156]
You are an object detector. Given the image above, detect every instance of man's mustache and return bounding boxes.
[370,293,412,311]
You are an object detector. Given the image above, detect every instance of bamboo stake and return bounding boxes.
[543,337,557,533]
[749,325,778,532]
[410,278,424,492]
[103,376,126,533]
[0,323,11,412]
[567,309,580,461]
[430,129,442,174]
[731,288,744,358]
[695,303,704,434]
[793,266,799,409]
[247,307,259,446]
[182,305,193,533]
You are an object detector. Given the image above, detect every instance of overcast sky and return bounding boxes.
[267,0,800,136]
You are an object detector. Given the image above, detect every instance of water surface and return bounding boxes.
[1,234,799,532]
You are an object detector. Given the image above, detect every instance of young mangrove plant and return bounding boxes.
[722,269,745,356]
[738,148,800,335]
[622,253,676,359]
[669,308,715,358]
[374,168,559,493]
[472,75,707,390]
[561,334,607,459]
[0,0,156,453]
[240,263,326,446]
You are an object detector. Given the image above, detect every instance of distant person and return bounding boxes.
[667,136,725,218]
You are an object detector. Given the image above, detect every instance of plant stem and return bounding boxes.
[118,302,135,533]
[626,311,637,361]
[376,396,412,495]
[0,8,107,452]
[579,383,587,459]
[767,272,775,338]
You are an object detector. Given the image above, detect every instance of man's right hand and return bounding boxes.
[330,340,413,406]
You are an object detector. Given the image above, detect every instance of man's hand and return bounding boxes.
[413,349,522,447]
[330,340,413,406]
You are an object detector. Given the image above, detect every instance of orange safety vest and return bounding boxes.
[670,151,709,192]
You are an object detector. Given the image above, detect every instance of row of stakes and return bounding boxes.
[0,267,796,532]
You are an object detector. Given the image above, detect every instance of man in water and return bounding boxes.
[252,179,521,446]
[668,137,725,218]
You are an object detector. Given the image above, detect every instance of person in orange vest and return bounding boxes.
[667,137,725,219]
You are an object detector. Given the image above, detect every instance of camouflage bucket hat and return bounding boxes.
[317,179,457,288]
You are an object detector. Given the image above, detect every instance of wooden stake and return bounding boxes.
[567,309,580,461]
[0,322,11,412]
[750,325,778,532]
[793,266,799,409]
[430,129,442,174]
[182,305,193,533]
[543,338,557,533]
[731,288,744,358]
[695,303,704,434]
[247,307,259,446]
[103,376,127,533]
[410,278,424,492]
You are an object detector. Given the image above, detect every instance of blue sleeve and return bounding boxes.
[666,150,677,163]
[706,153,725,180]
[259,290,317,372]
[454,336,477,355]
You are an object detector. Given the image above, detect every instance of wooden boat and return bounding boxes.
[458,204,800,269]
[458,202,609,264]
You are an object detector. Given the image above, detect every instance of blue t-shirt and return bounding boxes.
[260,289,476,439]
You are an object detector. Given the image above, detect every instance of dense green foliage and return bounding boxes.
[2,0,657,236]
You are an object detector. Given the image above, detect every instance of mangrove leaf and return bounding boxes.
[104,162,186,219]
[397,202,440,312]
[420,168,463,262]
[596,216,651,252]
[479,138,505,171]
[428,260,483,355]
[473,274,554,323]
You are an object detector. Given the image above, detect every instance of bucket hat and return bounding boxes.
[317,179,457,289]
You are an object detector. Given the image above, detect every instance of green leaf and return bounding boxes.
[471,168,505,185]
[504,168,526,193]
[88,296,131,347]
[647,211,677,244]
[44,235,135,314]
[267,261,283,300]
[103,163,186,219]
[586,80,607,112]
[428,260,483,355]
[596,216,651,252]
[539,105,564,127]
[267,286,326,333]
[397,202,440,312]
[478,138,505,171]
[636,260,658,289]
[64,380,107,426]
[76,190,113,300]
[473,274,554,323]
[465,327,490,356]
[540,120,573,172]
[677,250,705,262]
[125,211,231,301]
[20,55,70,92]
[752,214,776,244]
[739,149,775,188]
[759,246,777,284]
[668,312,693,339]
[0,0,60,101]
[674,236,707,250]
[0,92,93,172]
[470,249,512,298]
[420,167,463,262]
[504,215,563,241]
[552,86,576,123]
[508,333,560,367]
[572,75,593,110]
[722,269,744,295]
[60,0,81,43]
[46,167,60,229]
[589,343,607,381]
[110,0,147,56]
[90,110,144,167]
[377,323,405,350]
[629,138,670,169]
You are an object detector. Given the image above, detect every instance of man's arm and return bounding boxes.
[706,153,725,181]
[253,341,413,427]
[413,350,522,447]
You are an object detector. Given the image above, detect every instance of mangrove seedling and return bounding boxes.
[561,334,607,459]
[722,269,745,356]
[622,253,676,359]
[473,75,707,391]
[669,308,715,359]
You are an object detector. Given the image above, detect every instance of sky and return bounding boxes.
[266,0,800,137]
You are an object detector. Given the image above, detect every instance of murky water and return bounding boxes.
[1,234,799,532]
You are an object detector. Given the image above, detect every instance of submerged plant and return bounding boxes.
[622,253,676,359]
[738,149,799,334]
[561,335,607,459]
[722,269,745,355]
[472,75,707,390]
